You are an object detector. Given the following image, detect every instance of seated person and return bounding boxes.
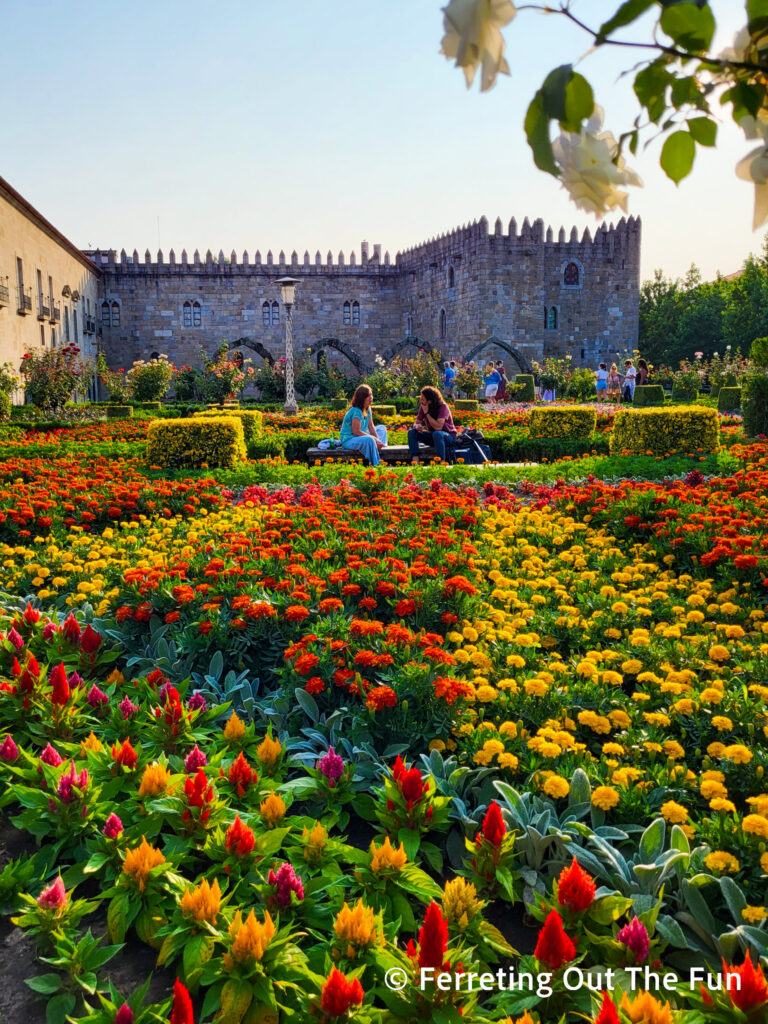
[407,386,457,464]
[339,385,388,465]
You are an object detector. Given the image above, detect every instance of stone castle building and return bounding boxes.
[1,176,641,381]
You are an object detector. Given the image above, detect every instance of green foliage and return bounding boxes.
[566,367,597,400]
[610,405,720,455]
[105,405,134,419]
[454,363,482,398]
[372,404,396,419]
[0,361,21,396]
[528,406,596,439]
[633,384,665,407]
[252,361,286,402]
[20,344,94,414]
[146,416,247,468]
[750,336,768,367]
[717,387,742,412]
[453,399,479,411]
[193,408,263,442]
[172,366,203,402]
[513,374,535,402]
[198,343,254,405]
[742,371,768,436]
[0,391,11,421]
[126,355,175,401]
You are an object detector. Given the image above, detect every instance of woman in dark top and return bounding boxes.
[407,385,457,463]
[637,358,649,386]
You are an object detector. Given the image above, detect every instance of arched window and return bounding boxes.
[448,265,455,288]
[352,301,360,326]
[262,301,271,327]
[547,306,558,330]
[406,313,414,335]
[192,300,201,326]
[270,301,279,326]
[101,301,111,327]
[439,308,447,339]
[40,325,45,347]
[150,351,160,360]
[111,301,120,327]
[64,307,70,342]
[563,262,580,286]
[183,301,192,327]
[73,309,78,343]
[343,301,351,325]
[51,328,56,346]
[231,350,244,368]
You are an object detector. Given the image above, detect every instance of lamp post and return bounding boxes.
[277,276,301,415]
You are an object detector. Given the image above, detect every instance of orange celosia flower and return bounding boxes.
[122,836,165,892]
[303,822,328,864]
[223,711,246,743]
[334,899,381,955]
[620,990,675,1024]
[111,738,138,770]
[180,877,221,925]
[369,836,407,874]
[138,761,172,798]
[79,731,103,756]
[225,813,255,857]
[256,734,282,768]
[228,909,276,964]
[260,792,286,828]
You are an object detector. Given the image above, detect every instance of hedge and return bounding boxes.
[610,405,719,456]
[147,417,247,469]
[742,372,768,436]
[514,374,535,402]
[670,387,698,402]
[105,405,134,419]
[330,398,347,410]
[193,408,263,442]
[483,429,609,462]
[372,405,396,418]
[633,385,665,407]
[133,401,162,410]
[454,399,479,412]
[529,406,596,439]
[717,387,742,412]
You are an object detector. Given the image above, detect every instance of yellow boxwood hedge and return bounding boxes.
[529,405,596,439]
[193,408,263,441]
[610,405,719,456]
[147,417,247,469]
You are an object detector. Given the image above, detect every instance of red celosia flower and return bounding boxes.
[111,738,138,770]
[534,910,577,970]
[37,876,67,911]
[169,978,194,1024]
[594,991,620,1024]
[724,952,768,1012]
[320,967,364,1018]
[228,752,255,797]
[61,613,81,643]
[225,813,255,857]
[479,801,506,847]
[417,902,449,973]
[115,1003,134,1024]
[80,624,102,654]
[183,768,214,825]
[49,662,70,705]
[556,857,596,912]
[399,768,425,804]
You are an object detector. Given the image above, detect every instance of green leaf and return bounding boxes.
[721,876,747,920]
[107,895,128,943]
[562,72,595,132]
[639,818,666,862]
[597,0,655,42]
[294,687,319,723]
[398,827,421,861]
[45,993,76,1024]
[568,768,591,806]
[748,0,768,35]
[687,117,717,145]
[525,92,559,177]
[654,914,689,948]
[25,973,62,995]
[659,2,715,52]
[660,130,696,183]
[634,62,674,122]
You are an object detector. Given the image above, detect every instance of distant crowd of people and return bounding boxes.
[442,360,509,401]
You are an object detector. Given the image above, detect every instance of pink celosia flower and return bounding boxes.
[0,734,19,762]
[40,743,63,767]
[37,876,67,911]
[268,862,304,908]
[103,813,123,838]
[317,746,345,788]
[184,744,207,771]
[617,917,649,962]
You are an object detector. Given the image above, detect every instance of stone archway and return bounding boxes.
[464,336,533,374]
[379,335,436,363]
[233,337,275,365]
[308,338,367,374]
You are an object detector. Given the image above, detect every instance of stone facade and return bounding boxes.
[0,178,101,399]
[87,214,641,376]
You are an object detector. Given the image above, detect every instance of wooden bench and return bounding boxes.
[306,443,436,465]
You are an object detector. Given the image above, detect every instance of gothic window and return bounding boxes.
[547,306,558,330]
[448,265,455,288]
[343,301,351,325]
[270,301,279,326]
[262,301,271,327]
[352,301,360,326]
[563,262,580,287]
[406,313,414,335]
[183,301,192,327]
[101,301,111,327]
[439,308,447,339]
[192,300,201,326]
[111,301,120,327]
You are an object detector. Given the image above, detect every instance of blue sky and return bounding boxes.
[1,0,756,281]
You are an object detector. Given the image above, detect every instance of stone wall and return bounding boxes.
[87,214,641,376]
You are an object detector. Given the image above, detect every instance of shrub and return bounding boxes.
[372,404,396,418]
[105,405,134,419]
[193,408,263,442]
[742,372,768,436]
[610,406,719,456]
[200,343,255,404]
[633,385,665,407]
[454,399,479,411]
[750,337,768,368]
[515,374,535,402]
[146,417,247,469]
[126,355,175,401]
[330,398,347,410]
[717,387,742,412]
[173,366,203,402]
[529,406,596,439]
[0,392,10,421]
[671,387,698,402]
[566,367,596,400]
[455,363,482,398]
[134,401,163,411]
[247,436,285,460]
[20,344,93,413]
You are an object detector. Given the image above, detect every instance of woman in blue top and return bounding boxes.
[339,384,388,465]
[484,363,501,400]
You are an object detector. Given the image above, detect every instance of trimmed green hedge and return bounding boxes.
[193,408,264,442]
[515,375,535,402]
[454,399,479,412]
[717,387,742,412]
[147,417,247,468]
[372,405,396,418]
[633,385,665,407]
[610,405,719,456]
[105,405,134,419]
[743,372,768,436]
[330,398,347,410]
[529,406,596,439]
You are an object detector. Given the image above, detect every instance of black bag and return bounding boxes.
[450,431,490,465]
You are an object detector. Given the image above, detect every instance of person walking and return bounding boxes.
[495,360,508,401]
[443,360,456,399]
[595,362,608,398]
[607,363,621,401]
[483,363,501,401]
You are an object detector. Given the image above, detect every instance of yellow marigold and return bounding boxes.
[704,851,740,874]
[369,836,407,874]
[608,710,630,729]
[709,644,730,663]
[79,731,103,756]
[702,769,725,782]
[138,761,172,799]
[228,909,275,964]
[542,776,570,799]
[302,822,328,865]
[621,990,675,1024]
[498,721,517,738]
[122,836,165,892]
[223,711,246,742]
[524,678,549,697]
[761,852,768,873]
[700,781,728,802]
[711,716,733,732]
[506,654,526,668]
[260,792,286,828]
[498,753,519,771]
[334,899,381,954]
[482,739,505,757]
[602,671,623,686]
[591,786,620,811]
[742,905,767,923]
[723,744,752,764]
[707,742,726,758]
[743,814,768,839]
[710,798,737,813]
[621,659,643,675]
[660,801,688,824]
[663,741,685,760]
[700,688,723,704]
[429,739,446,752]
[443,877,483,930]
[256,734,282,768]
[180,877,221,925]
[747,795,768,815]
[612,767,642,786]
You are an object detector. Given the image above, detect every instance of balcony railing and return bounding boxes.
[52,304,61,323]
[0,282,9,307]
[17,287,32,315]
[37,297,50,321]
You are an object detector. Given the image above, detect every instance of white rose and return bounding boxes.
[440,0,516,92]
[552,106,643,217]
[736,144,768,228]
